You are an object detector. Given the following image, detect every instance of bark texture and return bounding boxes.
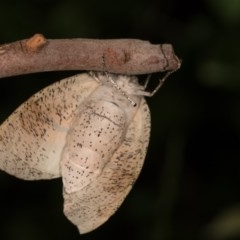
[0,34,181,78]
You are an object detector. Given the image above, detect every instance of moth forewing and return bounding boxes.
[60,74,144,194]
[62,97,151,234]
[0,73,99,180]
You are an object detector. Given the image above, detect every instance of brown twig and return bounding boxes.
[0,33,181,78]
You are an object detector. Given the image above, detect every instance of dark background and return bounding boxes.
[1,0,240,239]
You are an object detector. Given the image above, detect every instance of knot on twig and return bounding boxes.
[26,33,48,53]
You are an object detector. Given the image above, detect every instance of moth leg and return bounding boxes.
[145,69,177,97]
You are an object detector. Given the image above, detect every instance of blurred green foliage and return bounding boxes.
[1,0,240,240]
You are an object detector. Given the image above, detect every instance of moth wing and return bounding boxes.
[0,73,99,180]
[63,99,151,234]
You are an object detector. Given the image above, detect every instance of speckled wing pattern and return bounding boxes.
[0,72,151,234]
[63,99,150,234]
[0,73,99,180]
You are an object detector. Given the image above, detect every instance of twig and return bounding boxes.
[0,33,181,78]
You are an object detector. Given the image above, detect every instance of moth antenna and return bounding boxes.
[104,72,137,107]
[89,71,137,106]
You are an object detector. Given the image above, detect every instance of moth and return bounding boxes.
[0,71,168,234]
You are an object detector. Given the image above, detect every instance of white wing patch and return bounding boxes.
[0,72,151,234]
